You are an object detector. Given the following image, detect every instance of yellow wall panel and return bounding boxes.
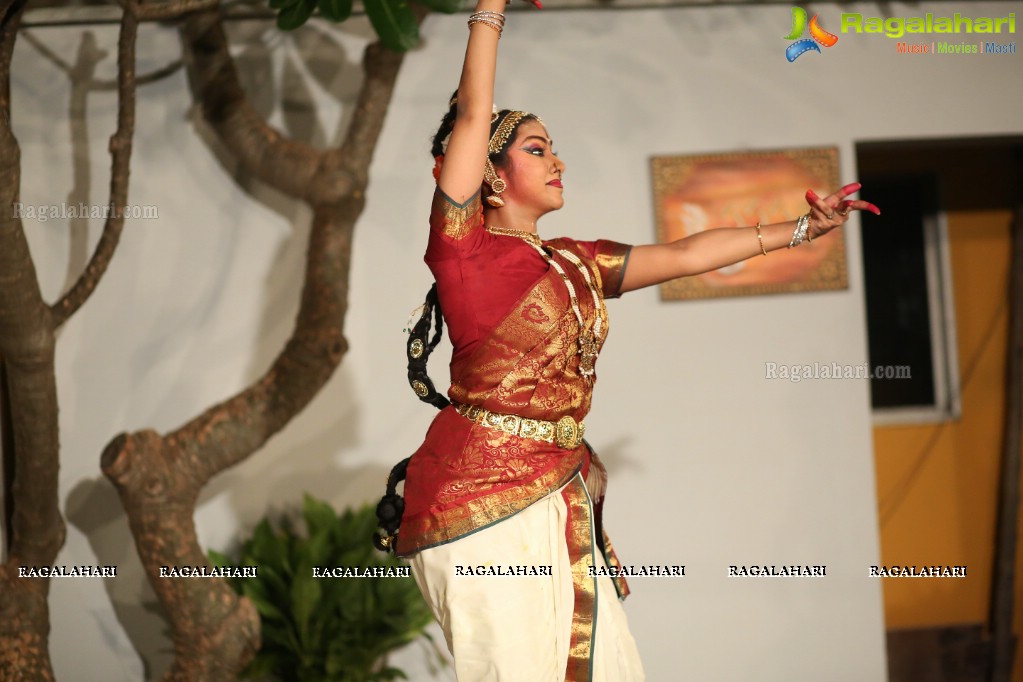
[874,207,1012,632]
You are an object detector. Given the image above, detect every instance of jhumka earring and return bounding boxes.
[482,110,527,209]
[483,159,506,207]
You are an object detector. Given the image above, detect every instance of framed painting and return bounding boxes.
[650,147,848,300]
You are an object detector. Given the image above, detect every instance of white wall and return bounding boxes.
[5,1,1020,679]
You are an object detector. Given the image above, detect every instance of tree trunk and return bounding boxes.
[0,0,63,677]
[100,9,411,679]
[0,2,135,675]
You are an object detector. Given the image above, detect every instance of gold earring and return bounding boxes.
[484,159,506,207]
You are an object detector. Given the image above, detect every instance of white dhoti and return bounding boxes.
[410,475,645,681]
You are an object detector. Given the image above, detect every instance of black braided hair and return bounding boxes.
[429,90,459,159]
[405,283,449,410]
[372,457,409,552]
[373,283,449,553]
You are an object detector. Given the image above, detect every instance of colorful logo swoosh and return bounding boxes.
[784,7,808,40]
[785,39,821,62]
[784,7,838,61]
[809,15,839,47]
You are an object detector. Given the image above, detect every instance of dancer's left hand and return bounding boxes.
[805,182,881,238]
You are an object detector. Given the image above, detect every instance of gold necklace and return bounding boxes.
[486,225,542,247]
[486,225,606,380]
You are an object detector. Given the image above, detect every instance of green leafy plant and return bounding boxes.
[210,496,438,681]
[271,0,465,50]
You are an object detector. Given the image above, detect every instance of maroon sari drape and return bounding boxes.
[396,189,632,601]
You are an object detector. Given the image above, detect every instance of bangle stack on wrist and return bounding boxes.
[468,10,505,37]
[788,212,810,248]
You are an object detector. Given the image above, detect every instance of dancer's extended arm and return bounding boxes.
[620,184,880,293]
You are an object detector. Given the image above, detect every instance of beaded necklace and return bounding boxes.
[487,226,606,380]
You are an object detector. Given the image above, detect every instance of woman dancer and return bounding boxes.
[385,1,880,679]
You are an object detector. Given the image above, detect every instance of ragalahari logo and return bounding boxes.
[784,7,839,61]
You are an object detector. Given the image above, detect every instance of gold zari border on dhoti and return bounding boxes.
[396,453,582,556]
[562,473,597,681]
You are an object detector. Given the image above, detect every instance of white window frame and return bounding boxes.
[871,209,962,425]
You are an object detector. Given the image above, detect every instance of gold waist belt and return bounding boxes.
[453,402,586,450]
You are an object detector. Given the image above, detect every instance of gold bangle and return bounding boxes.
[755,222,767,256]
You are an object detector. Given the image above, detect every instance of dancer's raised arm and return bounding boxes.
[436,0,509,204]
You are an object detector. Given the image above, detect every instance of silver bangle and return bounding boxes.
[470,10,505,20]
[788,212,810,248]
[468,17,504,36]
[468,10,505,36]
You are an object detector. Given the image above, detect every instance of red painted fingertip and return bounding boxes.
[532,0,543,8]
[843,182,862,192]
[806,189,818,201]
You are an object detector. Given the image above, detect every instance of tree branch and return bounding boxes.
[310,40,406,204]
[23,28,182,90]
[181,8,355,203]
[128,0,221,22]
[100,199,362,679]
[50,5,138,327]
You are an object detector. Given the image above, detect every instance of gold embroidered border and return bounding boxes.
[600,527,631,600]
[395,453,581,556]
[562,473,596,682]
[584,447,628,599]
[593,240,631,299]
[432,189,482,240]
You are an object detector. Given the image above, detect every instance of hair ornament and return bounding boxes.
[488,110,528,155]
[440,104,502,155]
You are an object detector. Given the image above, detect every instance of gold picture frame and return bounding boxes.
[651,147,848,300]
